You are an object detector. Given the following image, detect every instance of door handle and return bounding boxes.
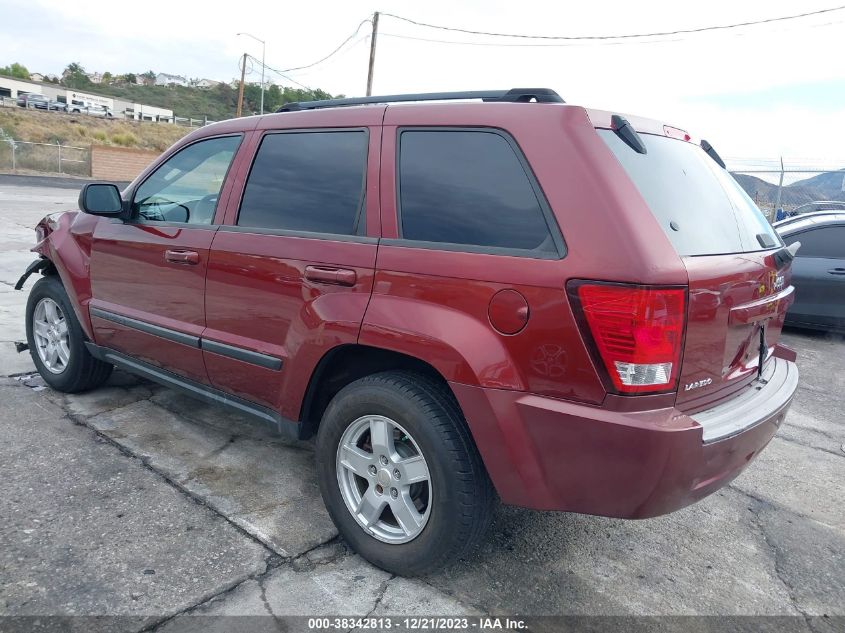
[828,268,845,275]
[165,249,200,265]
[304,265,357,286]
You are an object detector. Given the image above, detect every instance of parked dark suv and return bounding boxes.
[17,89,799,575]
[16,93,50,109]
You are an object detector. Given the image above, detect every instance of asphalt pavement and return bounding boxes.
[0,175,842,631]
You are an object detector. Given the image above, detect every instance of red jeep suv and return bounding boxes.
[18,89,799,575]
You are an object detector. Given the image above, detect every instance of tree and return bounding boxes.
[101,71,113,84]
[0,62,30,79]
[124,73,137,85]
[62,62,90,88]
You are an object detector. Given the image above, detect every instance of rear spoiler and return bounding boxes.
[773,241,801,269]
[700,140,726,169]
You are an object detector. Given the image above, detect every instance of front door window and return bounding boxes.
[132,136,241,225]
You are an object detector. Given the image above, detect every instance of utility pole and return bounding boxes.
[773,156,784,216]
[236,53,247,117]
[237,32,266,114]
[366,11,380,96]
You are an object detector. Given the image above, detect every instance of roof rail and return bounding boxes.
[277,88,563,112]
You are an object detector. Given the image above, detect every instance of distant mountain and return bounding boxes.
[788,170,845,200]
[732,169,845,209]
[733,174,823,208]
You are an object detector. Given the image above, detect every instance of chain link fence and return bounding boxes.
[0,139,90,176]
[728,158,845,222]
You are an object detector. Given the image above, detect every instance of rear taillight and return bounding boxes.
[571,283,686,394]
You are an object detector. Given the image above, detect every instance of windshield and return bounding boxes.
[599,129,781,256]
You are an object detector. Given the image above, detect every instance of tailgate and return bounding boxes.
[678,251,794,411]
[597,125,792,411]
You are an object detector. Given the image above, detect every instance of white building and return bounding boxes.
[67,90,114,110]
[155,73,188,87]
[113,98,173,122]
[29,73,44,82]
[193,78,221,90]
[0,76,60,100]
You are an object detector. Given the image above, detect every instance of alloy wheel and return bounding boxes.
[336,414,432,544]
[32,298,70,374]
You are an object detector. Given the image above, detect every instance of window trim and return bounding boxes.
[217,224,378,244]
[783,224,845,259]
[394,126,566,259]
[128,133,244,227]
[234,127,370,240]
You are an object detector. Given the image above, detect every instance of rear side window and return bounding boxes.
[398,130,558,255]
[788,226,845,258]
[599,130,781,256]
[238,131,368,235]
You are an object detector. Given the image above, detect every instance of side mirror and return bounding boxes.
[79,182,123,216]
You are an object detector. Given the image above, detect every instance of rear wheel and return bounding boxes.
[316,371,494,575]
[25,276,113,392]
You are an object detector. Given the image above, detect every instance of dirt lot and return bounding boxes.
[1,175,843,631]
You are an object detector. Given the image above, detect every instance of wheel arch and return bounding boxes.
[298,344,455,439]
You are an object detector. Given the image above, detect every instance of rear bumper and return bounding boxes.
[451,357,798,518]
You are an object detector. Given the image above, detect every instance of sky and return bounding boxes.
[2,0,845,168]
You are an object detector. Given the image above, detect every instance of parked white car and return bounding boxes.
[68,104,113,118]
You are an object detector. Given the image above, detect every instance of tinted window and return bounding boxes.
[788,226,845,258]
[237,131,368,235]
[133,136,240,224]
[599,130,781,256]
[398,130,556,254]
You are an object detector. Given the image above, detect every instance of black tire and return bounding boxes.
[316,371,495,575]
[25,275,113,393]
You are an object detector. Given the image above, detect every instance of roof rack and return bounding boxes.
[277,88,564,112]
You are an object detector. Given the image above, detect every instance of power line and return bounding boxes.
[379,31,685,47]
[379,17,844,48]
[278,19,372,72]
[380,5,845,41]
[246,54,313,91]
[282,34,371,77]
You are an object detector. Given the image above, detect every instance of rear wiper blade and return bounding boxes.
[611,115,647,155]
[701,139,726,169]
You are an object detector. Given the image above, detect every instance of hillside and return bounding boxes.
[732,173,821,209]
[789,170,845,200]
[0,107,190,151]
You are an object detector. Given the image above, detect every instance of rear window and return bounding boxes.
[598,130,781,256]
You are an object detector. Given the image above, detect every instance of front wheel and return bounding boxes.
[316,371,494,575]
[25,275,113,392]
